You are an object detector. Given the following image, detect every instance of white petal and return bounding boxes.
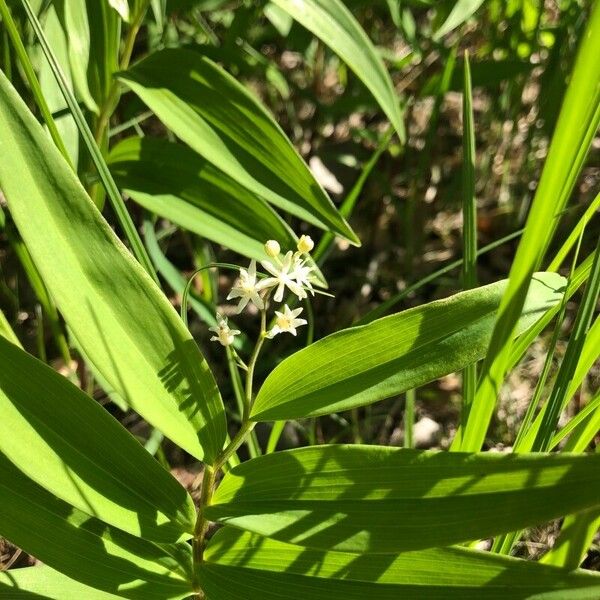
[251,292,265,310]
[256,277,276,291]
[236,296,249,313]
[261,260,280,277]
[274,283,285,303]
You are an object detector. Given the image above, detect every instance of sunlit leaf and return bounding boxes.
[0,336,195,543]
[271,0,405,141]
[0,455,193,600]
[252,273,565,421]
[198,527,600,599]
[119,48,358,244]
[207,445,600,553]
[0,69,226,462]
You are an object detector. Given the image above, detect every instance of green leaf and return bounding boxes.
[433,0,486,40]
[199,527,600,599]
[108,0,130,21]
[0,454,193,600]
[207,445,600,554]
[109,136,298,261]
[53,0,98,113]
[0,336,195,543]
[0,68,226,462]
[0,308,21,347]
[0,566,123,599]
[270,0,404,142]
[251,273,565,421]
[38,4,79,165]
[118,48,358,244]
[541,508,600,570]
[86,0,120,108]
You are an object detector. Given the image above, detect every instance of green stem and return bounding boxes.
[192,306,267,583]
[404,389,415,448]
[94,0,149,145]
[244,309,267,419]
[192,464,216,568]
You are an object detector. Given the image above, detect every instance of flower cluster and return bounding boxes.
[210,235,316,346]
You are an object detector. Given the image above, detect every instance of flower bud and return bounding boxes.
[297,235,314,254]
[264,239,281,257]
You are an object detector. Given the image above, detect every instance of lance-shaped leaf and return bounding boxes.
[53,0,98,113]
[0,70,225,462]
[199,527,600,599]
[108,136,297,261]
[252,273,565,421]
[270,0,404,142]
[0,454,193,600]
[207,445,600,554]
[0,566,123,599]
[0,336,195,543]
[433,0,487,40]
[118,48,358,244]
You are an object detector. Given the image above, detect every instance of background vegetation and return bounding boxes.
[0,0,598,586]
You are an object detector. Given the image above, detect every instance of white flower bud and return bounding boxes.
[264,239,281,258]
[297,235,314,254]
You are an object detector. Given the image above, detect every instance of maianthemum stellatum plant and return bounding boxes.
[0,0,599,598]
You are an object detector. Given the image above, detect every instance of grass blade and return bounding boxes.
[460,1,600,451]
[532,238,600,451]
[461,50,478,428]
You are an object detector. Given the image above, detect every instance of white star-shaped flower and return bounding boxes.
[227,260,265,313]
[290,257,315,296]
[268,305,307,338]
[260,251,307,302]
[209,315,240,347]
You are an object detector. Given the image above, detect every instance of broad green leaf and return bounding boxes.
[433,0,486,40]
[0,69,226,462]
[207,445,600,554]
[109,136,298,261]
[271,0,404,142]
[118,48,358,244]
[251,273,565,421]
[0,454,193,600]
[0,336,195,543]
[199,527,600,599]
[0,566,123,599]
